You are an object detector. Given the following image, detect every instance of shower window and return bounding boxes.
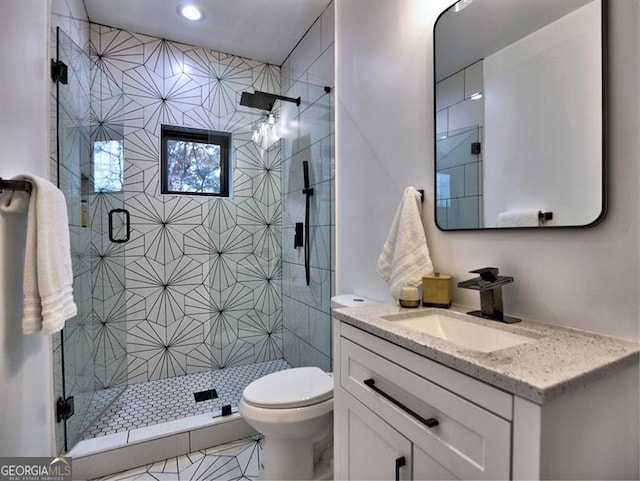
[93,139,124,192]
[161,124,231,196]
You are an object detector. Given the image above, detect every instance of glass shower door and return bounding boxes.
[89,43,128,394]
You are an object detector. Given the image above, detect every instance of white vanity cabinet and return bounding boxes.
[333,318,640,480]
[334,323,512,480]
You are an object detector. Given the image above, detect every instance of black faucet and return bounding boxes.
[457,267,521,324]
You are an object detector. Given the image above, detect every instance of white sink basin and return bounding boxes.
[380,310,534,353]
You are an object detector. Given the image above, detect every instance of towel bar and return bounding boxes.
[0,177,32,195]
[538,211,553,222]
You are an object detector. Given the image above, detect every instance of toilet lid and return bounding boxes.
[243,367,333,409]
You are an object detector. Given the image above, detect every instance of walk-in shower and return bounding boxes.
[51,7,335,458]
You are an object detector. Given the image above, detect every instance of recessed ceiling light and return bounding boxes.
[470,92,483,100]
[177,4,205,22]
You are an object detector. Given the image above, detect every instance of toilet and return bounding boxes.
[239,294,377,480]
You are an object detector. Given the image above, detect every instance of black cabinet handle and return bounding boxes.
[363,378,440,429]
[395,456,406,481]
[108,208,130,243]
[424,417,440,428]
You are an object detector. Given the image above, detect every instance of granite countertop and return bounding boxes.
[333,303,640,405]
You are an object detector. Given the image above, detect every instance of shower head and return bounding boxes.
[240,91,276,111]
[240,90,301,111]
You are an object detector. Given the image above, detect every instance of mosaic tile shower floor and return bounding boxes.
[93,435,262,481]
[82,360,291,439]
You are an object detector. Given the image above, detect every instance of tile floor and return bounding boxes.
[82,360,291,439]
[93,435,262,480]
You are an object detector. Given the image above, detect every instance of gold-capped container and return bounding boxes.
[399,285,421,308]
[422,273,452,307]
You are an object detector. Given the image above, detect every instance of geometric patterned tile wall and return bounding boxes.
[89,24,283,385]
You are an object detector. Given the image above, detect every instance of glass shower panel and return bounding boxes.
[207,57,285,417]
[54,28,126,453]
[55,27,94,452]
[435,126,482,229]
[280,74,335,373]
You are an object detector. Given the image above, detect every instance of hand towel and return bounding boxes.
[0,174,77,334]
[497,210,540,227]
[377,187,433,300]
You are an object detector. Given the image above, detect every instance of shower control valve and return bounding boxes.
[294,222,304,248]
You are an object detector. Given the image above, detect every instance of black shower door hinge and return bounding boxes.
[51,59,68,84]
[56,396,74,423]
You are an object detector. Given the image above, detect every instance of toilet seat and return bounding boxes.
[242,367,333,409]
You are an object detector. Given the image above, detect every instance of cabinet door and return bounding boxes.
[337,390,412,480]
[413,444,459,480]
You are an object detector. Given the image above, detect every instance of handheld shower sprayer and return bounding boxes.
[302,161,314,286]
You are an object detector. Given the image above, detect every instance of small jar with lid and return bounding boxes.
[399,285,420,308]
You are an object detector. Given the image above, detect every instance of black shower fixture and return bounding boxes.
[240,90,301,111]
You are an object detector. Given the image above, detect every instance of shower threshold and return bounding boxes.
[69,359,290,479]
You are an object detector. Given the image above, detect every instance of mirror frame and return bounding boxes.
[433,0,608,231]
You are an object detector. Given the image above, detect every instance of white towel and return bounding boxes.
[0,174,77,334]
[497,210,540,227]
[377,187,434,300]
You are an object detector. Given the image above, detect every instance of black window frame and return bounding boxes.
[160,124,231,197]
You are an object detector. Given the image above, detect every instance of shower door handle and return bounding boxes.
[108,208,130,243]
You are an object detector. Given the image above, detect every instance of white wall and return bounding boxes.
[336,0,639,342]
[483,1,602,227]
[336,0,441,303]
[0,0,55,456]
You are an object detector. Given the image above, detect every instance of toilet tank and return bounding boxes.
[330,294,377,309]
